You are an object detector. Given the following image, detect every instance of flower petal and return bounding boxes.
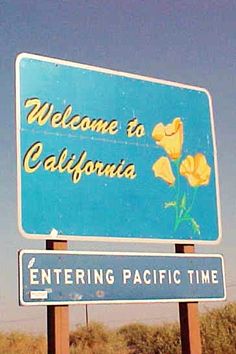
[152,123,165,142]
[152,157,175,185]
[152,118,183,160]
[180,154,211,187]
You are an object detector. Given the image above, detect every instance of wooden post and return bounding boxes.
[175,244,202,354]
[46,240,69,354]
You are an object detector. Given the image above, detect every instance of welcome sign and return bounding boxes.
[16,53,221,243]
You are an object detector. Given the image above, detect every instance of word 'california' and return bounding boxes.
[23,142,136,184]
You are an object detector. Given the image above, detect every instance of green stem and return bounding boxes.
[174,158,181,231]
[185,187,198,215]
[175,187,199,231]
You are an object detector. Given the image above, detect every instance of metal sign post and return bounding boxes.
[85,305,89,328]
[46,240,69,354]
[176,244,202,354]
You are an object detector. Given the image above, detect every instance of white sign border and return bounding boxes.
[18,250,226,306]
[16,52,222,245]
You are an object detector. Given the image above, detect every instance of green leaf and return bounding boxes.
[164,201,176,209]
[191,218,201,235]
[180,194,187,210]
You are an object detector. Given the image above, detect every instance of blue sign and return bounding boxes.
[19,250,226,305]
[16,53,221,243]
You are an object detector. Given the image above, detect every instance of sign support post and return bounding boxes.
[46,240,69,354]
[176,244,202,354]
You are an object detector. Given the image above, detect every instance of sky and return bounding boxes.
[0,0,236,333]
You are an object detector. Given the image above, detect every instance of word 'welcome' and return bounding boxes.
[25,98,119,135]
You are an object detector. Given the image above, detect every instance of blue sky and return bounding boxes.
[0,0,236,332]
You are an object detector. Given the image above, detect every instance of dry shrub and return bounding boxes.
[70,322,128,354]
[118,303,236,354]
[201,302,236,354]
[1,303,236,354]
[118,323,154,354]
[151,323,181,354]
[0,331,45,354]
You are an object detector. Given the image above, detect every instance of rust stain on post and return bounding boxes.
[46,240,69,354]
[175,244,202,354]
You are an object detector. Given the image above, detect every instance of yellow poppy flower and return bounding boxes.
[152,157,176,185]
[180,153,211,187]
[152,117,183,160]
